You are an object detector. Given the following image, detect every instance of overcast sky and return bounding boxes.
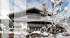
[0,0,70,17]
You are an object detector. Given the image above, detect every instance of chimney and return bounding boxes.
[42,3,48,16]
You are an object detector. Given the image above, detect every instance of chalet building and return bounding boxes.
[8,7,53,38]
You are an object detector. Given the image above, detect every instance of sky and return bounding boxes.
[0,0,70,17]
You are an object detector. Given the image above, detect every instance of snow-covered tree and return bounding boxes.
[37,0,70,38]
